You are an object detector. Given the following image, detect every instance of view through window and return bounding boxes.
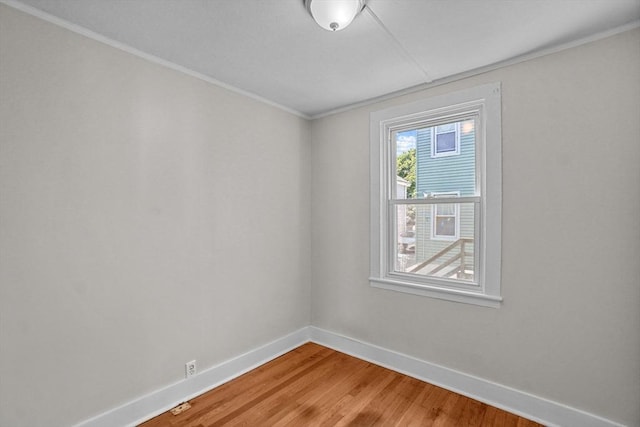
[392,118,476,283]
[370,83,502,307]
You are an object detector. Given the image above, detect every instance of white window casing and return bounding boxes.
[370,83,502,308]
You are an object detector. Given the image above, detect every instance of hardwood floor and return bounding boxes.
[139,343,542,427]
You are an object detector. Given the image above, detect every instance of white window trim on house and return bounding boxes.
[430,191,460,241]
[431,122,461,157]
[369,83,502,308]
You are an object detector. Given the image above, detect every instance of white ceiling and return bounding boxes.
[9,0,640,117]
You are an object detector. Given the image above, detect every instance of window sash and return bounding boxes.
[388,200,480,288]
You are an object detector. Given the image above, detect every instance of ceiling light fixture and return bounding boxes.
[304,0,366,32]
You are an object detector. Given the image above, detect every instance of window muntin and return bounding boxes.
[370,83,502,307]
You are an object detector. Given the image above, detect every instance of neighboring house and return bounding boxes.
[412,119,475,278]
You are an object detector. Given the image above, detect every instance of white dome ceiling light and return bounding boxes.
[304,0,367,32]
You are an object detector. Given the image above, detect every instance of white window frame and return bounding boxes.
[431,123,461,157]
[370,83,502,308]
[430,191,460,241]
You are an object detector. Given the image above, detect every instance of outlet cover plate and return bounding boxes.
[185,360,196,378]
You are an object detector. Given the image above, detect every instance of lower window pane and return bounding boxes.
[394,203,475,283]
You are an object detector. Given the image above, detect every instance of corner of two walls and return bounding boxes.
[0,4,311,426]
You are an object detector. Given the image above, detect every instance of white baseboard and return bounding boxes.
[73,327,310,427]
[74,326,624,427]
[308,326,624,427]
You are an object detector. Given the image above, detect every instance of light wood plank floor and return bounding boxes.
[140,343,542,426]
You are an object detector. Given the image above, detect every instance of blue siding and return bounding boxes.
[416,124,475,197]
[414,121,476,274]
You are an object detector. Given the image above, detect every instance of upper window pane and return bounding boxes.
[396,118,476,200]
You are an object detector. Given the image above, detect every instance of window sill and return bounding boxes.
[369,277,502,308]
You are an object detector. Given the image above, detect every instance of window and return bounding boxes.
[370,83,502,307]
[431,123,460,157]
[431,192,459,241]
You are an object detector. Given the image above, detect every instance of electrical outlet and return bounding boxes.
[185,360,196,378]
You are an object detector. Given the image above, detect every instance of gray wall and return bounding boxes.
[311,29,640,426]
[0,5,311,426]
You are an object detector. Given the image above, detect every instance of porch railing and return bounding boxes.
[408,238,473,279]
